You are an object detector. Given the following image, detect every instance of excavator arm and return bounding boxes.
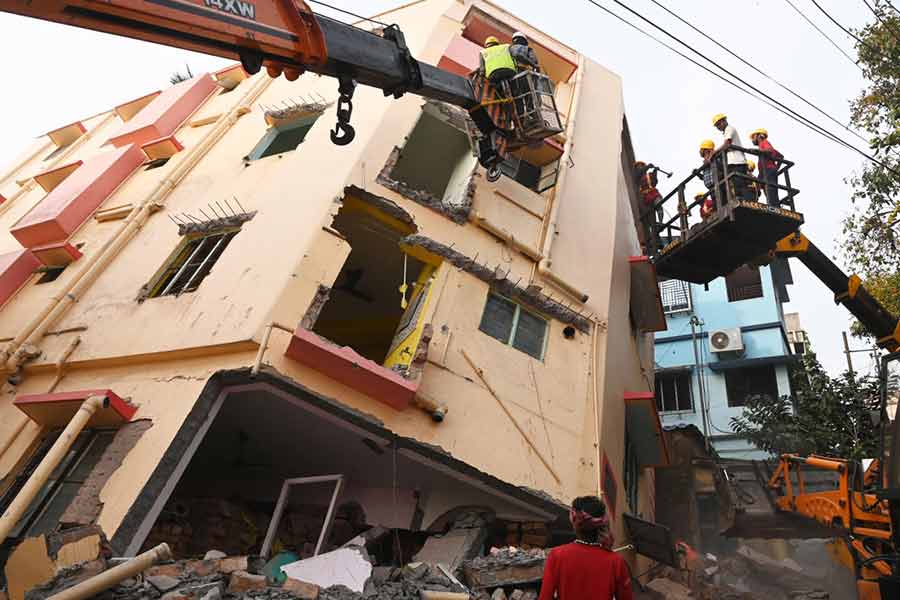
[774,232,900,353]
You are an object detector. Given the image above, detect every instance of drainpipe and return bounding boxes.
[0,394,107,543]
[0,335,82,477]
[250,322,294,377]
[469,211,542,261]
[0,113,118,220]
[48,543,172,600]
[536,55,589,303]
[1,75,272,372]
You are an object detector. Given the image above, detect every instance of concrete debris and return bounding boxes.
[148,574,182,592]
[400,235,592,333]
[414,510,490,575]
[462,547,545,595]
[227,571,267,594]
[204,550,228,561]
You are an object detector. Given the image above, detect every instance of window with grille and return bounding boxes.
[478,293,548,360]
[246,113,320,161]
[725,365,778,407]
[659,279,691,314]
[147,229,238,298]
[726,265,763,302]
[655,371,693,412]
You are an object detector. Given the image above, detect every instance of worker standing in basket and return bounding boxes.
[510,31,541,72]
[712,113,750,202]
[479,36,517,83]
[538,495,633,600]
[750,128,783,206]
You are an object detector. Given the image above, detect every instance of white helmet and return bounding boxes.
[511,31,527,43]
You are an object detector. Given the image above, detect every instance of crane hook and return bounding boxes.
[330,122,356,146]
[331,76,357,146]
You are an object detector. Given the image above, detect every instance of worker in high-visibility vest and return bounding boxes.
[479,36,517,84]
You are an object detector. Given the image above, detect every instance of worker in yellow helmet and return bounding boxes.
[711,113,750,202]
[479,36,517,84]
[696,139,717,195]
[750,128,784,206]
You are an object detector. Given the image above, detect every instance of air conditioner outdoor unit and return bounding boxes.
[709,328,743,353]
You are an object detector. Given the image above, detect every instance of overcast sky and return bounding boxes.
[0,1,883,376]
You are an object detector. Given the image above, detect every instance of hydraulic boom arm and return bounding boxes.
[775,232,900,352]
[0,0,478,143]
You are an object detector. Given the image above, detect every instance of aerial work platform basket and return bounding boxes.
[646,147,803,284]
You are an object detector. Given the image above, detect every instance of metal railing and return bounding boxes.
[643,146,800,257]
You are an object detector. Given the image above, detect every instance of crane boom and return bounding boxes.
[775,232,900,353]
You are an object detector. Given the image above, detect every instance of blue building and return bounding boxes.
[654,263,797,459]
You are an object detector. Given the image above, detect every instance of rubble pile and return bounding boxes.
[144,498,366,559]
[24,549,469,600]
[462,547,545,600]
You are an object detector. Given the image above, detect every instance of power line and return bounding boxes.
[809,0,878,52]
[647,0,870,147]
[584,0,899,177]
[782,0,862,70]
[860,0,900,40]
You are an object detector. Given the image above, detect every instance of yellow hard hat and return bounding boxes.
[700,139,715,151]
[750,128,768,138]
[712,113,727,126]
[694,192,706,200]
[747,160,756,171]
[484,36,500,47]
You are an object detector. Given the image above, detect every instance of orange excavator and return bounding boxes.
[0,0,562,166]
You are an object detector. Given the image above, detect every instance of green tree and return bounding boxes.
[841,1,900,338]
[730,353,881,459]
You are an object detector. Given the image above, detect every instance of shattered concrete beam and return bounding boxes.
[401,235,592,333]
[344,185,417,229]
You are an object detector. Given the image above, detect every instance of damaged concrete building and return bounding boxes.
[0,1,669,596]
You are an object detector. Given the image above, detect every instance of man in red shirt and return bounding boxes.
[538,496,633,600]
[750,128,783,207]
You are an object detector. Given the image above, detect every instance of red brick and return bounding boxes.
[228,571,267,594]
[283,578,319,599]
[217,556,248,574]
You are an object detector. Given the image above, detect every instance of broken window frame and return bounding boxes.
[478,292,549,361]
[0,429,115,543]
[246,112,321,161]
[260,474,344,560]
[145,227,239,299]
[659,279,691,314]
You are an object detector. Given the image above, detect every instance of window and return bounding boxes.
[793,342,806,355]
[623,435,639,514]
[247,113,320,161]
[725,365,779,407]
[147,229,238,298]
[498,155,559,194]
[659,279,691,314]
[36,266,66,284]
[479,293,548,359]
[655,371,693,412]
[145,157,170,170]
[0,430,114,542]
[726,265,763,302]
[388,110,476,206]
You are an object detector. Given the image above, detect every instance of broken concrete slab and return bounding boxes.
[280,547,372,593]
[462,548,546,591]
[147,574,181,593]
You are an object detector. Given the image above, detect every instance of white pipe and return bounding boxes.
[536,56,588,303]
[0,395,106,543]
[48,543,172,600]
[250,322,294,377]
[2,75,272,372]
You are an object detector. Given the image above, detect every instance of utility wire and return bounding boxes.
[861,0,900,40]
[307,0,389,27]
[648,0,870,146]
[809,0,879,52]
[585,0,899,177]
[782,0,862,70]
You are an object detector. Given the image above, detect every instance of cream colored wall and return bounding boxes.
[0,0,656,552]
